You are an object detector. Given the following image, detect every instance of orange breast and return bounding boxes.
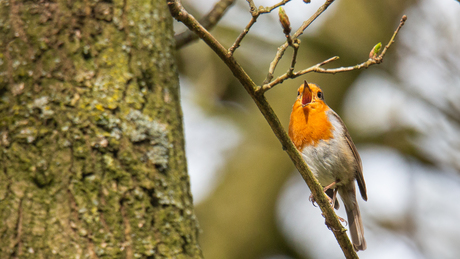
[288,102,334,150]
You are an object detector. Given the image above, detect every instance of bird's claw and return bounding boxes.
[309,192,335,208]
[309,193,317,207]
[323,214,348,231]
[339,216,347,226]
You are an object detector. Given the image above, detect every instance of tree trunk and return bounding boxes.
[0,0,202,258]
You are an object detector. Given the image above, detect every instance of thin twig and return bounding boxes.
[293,0,335,39]
[260,0,291,14]
[378,15,407,59]
[228,16,257,54]
[168,0,256,93]
[264,41,288,84]
[318,55,340,66]
[175,0,236,49]
[167,1,359,258]
[246,0,256,13]
[286,34,293,46]
[261,15,408,92]
[228,0,292,54]
[288,40,300,75]
[263,0,335,84]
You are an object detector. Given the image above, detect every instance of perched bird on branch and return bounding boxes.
[289,81,367,251]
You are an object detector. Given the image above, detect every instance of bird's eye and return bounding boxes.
[297,91,300,96]
[317,91,323,99]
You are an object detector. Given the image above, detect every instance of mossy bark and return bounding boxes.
[0,0,202,258]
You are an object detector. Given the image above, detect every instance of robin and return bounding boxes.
[288,81,367,251]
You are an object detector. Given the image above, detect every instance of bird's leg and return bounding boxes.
[323,180,338,193]
[309,180,339,207]
[323,181,338,207]
[311,180,347,224]
[331,188,338,209]
[329,187,347,224]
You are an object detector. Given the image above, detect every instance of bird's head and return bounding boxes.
[295,81,326,110]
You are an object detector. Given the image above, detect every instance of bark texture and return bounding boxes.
[0,0,201,258]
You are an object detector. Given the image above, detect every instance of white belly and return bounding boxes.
[300,113,357,187]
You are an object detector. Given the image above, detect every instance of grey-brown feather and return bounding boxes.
[340,187,367,251]
[329,111,367,201]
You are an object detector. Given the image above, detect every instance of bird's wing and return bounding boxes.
[331,111,367,201]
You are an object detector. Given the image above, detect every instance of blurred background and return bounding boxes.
[174,0,460,258]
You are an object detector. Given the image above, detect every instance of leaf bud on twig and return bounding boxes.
[278,7,291,35]
[369,42,382,59]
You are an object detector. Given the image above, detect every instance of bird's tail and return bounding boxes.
[340,188,366,251]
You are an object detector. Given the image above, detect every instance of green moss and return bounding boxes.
[124,81,145,110]
[15,127,38,143]
[0,0,201,258]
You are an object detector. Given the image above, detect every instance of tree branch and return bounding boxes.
[174,0,236,49]
[264,0,335,84]
[260,15,407,92]
[229,0,292,54]
[167,0,359,258]
[228,15,257,54]
[288,41,300,75]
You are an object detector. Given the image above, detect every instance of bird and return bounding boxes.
[288,81,367,251]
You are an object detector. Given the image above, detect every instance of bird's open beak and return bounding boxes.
[301,80,312,107]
